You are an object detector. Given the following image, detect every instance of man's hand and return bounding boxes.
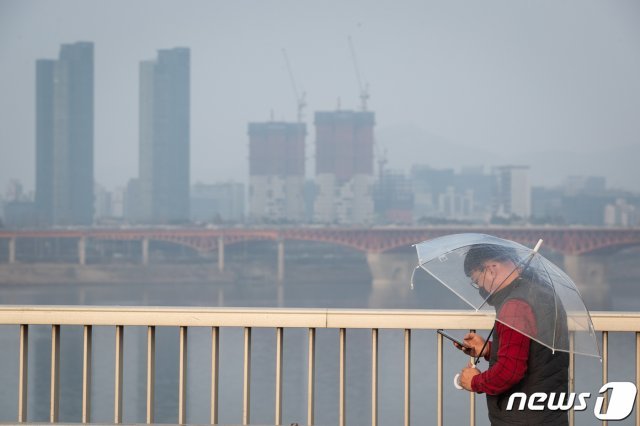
[454,332,487,358]
[459,362,481,391]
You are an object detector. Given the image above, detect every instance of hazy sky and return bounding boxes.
[1,0,639,195]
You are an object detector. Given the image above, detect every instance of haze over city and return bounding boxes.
[1,0,639,195]
[2,3,640,424]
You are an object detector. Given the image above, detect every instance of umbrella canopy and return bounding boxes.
[413,233,600,359]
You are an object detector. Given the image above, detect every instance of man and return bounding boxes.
[456,244,569,426]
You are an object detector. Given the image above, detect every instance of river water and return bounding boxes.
[0,245,638,425]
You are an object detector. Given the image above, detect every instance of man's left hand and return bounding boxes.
[459,363,481,391]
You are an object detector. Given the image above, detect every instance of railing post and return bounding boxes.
[636,332,639,426]
[569,332,575,426]
[147,326,155,424]
[469,329,476,426]
[50,325,60,423]
[179,326,188,424]
[114,325,123,423]
[307,328,316,426]
[437,331,443,426]
[275,327,283,425]
[371,329,378,426]
[243,327,252,425]
[339,328,346,426]
[18,324,28,422]
[601,331,608,426]
[404,329,411,426]
[469,381,475,425]
[82,325,92,423]
[211,326,219,425]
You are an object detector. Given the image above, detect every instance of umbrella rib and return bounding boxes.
[538,257,559,350]
[421,266,481,312]
[493,319,602,357]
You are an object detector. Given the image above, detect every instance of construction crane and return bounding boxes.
[348,35,370,111]
[348,36,386,179]
[282,49,306,123]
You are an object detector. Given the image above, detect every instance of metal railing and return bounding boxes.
[0,306,638,425]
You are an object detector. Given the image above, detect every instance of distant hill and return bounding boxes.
[523,144,640,190]
[377,124,639,191]
[376,124,506,173]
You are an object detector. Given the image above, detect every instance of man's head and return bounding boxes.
[464,244,520,293]
[463,244,519,276]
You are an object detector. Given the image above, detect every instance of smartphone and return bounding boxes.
[437,329,466,348]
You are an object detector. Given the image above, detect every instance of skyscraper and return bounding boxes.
[314,110,375,224]
[35,42,94,226]
[248,122,306,222]
[139,48,190,224]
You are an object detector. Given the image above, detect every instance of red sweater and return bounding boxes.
[471,299,537,395]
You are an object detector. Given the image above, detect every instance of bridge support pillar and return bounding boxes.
[78,237,86,266]
[142,238,149,266]
[218,236,225,272]
[366,252,415,307]
[8,237,16,264]
[564,254,611,310]
[277,239,285,282]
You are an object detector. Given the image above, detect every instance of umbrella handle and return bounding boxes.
[533,239,543,253]
[453,373,463,390]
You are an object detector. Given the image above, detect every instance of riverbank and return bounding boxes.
[0,263,236,285]
[0,259,372,286]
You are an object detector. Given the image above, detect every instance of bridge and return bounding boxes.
[2,226,639,309]
[2,226,640,257]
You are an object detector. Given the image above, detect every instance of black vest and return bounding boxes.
[485,276,570,426]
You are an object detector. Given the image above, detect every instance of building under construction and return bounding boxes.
[248,122,306,222]
[314,110,375,224]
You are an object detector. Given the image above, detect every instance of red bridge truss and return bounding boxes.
[2,227,640,256]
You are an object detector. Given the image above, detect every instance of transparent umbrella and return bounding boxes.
[412,233,600,359]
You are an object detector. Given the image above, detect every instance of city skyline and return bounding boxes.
[9,41,631,228]
[1,1,639,195]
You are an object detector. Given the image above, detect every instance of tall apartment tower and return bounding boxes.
[35,42,94,226]
[139,48,190,224]
[493,165,531,219]
[314,110,375,224]
[248,122,306,222]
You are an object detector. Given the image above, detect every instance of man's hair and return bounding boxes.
[463,244,519,277]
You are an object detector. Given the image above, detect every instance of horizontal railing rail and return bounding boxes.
[0,306,638,425]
